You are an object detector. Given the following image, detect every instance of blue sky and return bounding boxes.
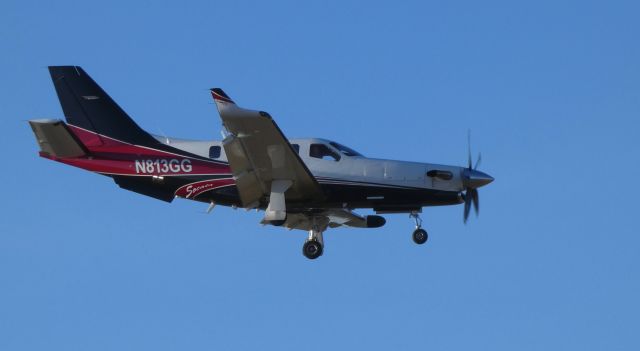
[1,0,639,350]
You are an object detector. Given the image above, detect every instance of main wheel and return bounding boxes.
[302,240,323,259]
[412,228,428,245]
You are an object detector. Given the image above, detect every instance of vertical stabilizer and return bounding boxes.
[48,66,158,146]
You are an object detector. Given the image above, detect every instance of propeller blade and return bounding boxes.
[471,188,479,215]
[463,131,488,224]
[474,152,482,170]
[463,194,471,223]
[467,130,472,169]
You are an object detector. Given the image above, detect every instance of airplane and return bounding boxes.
[29,66,494,259]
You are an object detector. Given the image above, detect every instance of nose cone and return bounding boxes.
[463,169,494,188]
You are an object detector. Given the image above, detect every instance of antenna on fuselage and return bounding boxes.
[156,127,170,144]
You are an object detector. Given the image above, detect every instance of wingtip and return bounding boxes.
[210,88,235,104]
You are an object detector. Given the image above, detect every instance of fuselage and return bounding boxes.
[38,122,466,211]
[154,135,466,211]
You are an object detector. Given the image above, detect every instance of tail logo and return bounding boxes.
[175,178,236,199]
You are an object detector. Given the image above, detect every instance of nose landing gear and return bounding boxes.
[410,212,428,245]
[412,228,428,244]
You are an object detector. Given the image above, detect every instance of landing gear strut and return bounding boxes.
[410,211,428,245]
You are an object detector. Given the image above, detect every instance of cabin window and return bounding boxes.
[309,143,340,161]
[329,141,363,157]
[209,145,221,159]
[291,144,300,154]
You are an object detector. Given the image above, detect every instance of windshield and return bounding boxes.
[329,141,363,157]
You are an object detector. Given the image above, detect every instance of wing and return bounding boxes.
[211,88,324,212]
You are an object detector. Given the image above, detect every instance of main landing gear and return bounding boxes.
[410,212,428,245]
[302,217,327,260]
[303,228,324,259]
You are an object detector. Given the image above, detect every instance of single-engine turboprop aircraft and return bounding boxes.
[29,66,494,259]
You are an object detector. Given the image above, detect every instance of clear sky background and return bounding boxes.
[1,0,639,350]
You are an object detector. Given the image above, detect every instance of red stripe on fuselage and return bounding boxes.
[41,125,232,177]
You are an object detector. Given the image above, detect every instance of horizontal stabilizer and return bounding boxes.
[28,119,87,158]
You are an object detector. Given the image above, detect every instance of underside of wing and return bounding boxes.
[273,209,386,231]
[210,89,324,210]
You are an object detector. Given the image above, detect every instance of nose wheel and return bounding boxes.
[410,212,428,245]
[412,228,428,244]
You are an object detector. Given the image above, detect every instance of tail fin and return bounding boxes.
[48,66,157,146]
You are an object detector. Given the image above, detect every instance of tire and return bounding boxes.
[302,240,323,259]
[412,228,428,245]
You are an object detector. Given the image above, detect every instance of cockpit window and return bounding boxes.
[329,142,363,157]
[310,144,341,161]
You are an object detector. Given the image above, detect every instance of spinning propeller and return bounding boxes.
[462,132,494,223]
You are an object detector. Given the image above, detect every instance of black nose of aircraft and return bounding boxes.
[462,169,494,188]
